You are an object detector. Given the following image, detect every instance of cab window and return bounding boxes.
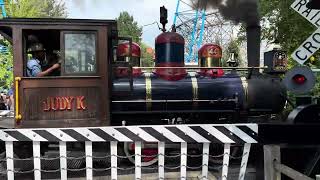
[23,29,61,77]
[63,32,97,75]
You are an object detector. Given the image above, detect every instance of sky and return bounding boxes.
[65,0,187,47]
[64,0,269,63]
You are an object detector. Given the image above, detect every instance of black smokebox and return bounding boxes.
[246,25,261,68]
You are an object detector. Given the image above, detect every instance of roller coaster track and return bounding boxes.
[173,0,234,65]
[0,0,7,18]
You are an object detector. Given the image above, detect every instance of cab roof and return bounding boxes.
[0,18,117,43]
[0,17,117,26]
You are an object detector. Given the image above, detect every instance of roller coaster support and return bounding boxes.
[0,0,6,18]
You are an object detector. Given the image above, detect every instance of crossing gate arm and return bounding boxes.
[0,123,258,180]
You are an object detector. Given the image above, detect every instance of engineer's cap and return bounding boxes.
[28,43,46,53]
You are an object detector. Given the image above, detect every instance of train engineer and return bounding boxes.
[26,43,60,77]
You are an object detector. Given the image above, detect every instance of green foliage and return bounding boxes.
[43,0,67,18]
[222,38,243,67]
[0,41,13,90]
[259,0,315,56]
[0,0,67,90]
[116,11,152,67]
[140,42,154,67]
[116,11,143,43]
[6,0,66,18]
[6,0,48,17]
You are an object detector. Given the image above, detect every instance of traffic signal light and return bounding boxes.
[307,0,320,9]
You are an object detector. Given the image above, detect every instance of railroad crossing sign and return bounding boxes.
[291,0,320,64]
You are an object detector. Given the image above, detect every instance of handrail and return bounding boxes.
[14,77,22,122]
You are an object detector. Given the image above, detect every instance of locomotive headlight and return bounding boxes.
[292,74,307,85]
[283,67,316,94]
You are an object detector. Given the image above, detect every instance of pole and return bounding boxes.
[186,9,199,64]
[195,10,206,64]
[173,0,180,25]
[0,0,7,18]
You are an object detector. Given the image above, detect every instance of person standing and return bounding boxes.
[7,83,14,110]
[0,95,6,110]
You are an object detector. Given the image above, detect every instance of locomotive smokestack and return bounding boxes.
[247,25,261,68]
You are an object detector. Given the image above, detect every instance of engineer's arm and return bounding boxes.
[34,63,60,77]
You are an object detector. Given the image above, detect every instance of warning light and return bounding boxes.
[292,74,307,85]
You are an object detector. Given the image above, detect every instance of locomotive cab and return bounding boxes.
[0,18,117,128]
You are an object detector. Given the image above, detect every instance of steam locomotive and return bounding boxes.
[111,27,287,125]
[1,6,319,169]
[2,7,315,129]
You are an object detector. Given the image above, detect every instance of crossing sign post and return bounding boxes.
[291,0,320,64]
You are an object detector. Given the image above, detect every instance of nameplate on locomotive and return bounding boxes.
[43,96,86,111]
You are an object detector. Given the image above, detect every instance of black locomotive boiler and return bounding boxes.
[111,27,287,125]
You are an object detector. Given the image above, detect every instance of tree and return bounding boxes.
[43,0,67,18]
[5,0,66,18]
[115,12,153,66]
[116,11,143,43]
[222,38,243,67]
[0,0,67,89]
[0,40,13,90]
[140,43,154,67]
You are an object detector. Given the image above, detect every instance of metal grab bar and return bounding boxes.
[14,77,22,122]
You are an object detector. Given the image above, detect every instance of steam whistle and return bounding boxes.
[160,6,168,32]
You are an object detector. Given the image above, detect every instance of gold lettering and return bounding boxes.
[42,96,86,111]
[76,96,86,110]
[43,97,50,111]
[65,97,74,110]
[50,97,58,111]
[58,97,67,110]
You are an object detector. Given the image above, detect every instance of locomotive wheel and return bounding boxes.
[123,142,158,166]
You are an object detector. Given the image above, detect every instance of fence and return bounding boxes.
[0,124,258,180]
[264,145,320,180]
